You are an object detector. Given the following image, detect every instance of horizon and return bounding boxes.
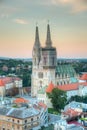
[0,0,87,58]
[0,56,87,60]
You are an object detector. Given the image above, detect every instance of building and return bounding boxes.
[0,76,22,97]
[54,120,84,130]
[46,81,87,98]
[37,77,87,108]
[0,107,39,130]
[0,96,48,130]
[31,24,78,97]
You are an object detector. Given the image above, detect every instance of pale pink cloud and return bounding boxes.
[51,0,87,12]
[13,18,29,25]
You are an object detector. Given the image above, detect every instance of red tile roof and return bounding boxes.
[57,82,87,91]
[13,98,28,104]
[38,102,47,109]
[2,77,12,84]
[0,79,5,87]
[46,82,54,93]
[63,109,82,118]
[46,82,87,93]
[0,77,21,85]
[80,73,87,80]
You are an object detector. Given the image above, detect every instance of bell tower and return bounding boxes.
[41,24,57,68]
[31,24,57,97]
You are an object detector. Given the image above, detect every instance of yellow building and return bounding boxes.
[0,107,39,130]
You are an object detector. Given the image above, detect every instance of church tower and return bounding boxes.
[41,24,57,68]
[31,24,57,97]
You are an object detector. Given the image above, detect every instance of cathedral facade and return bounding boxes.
[31,24,78,97]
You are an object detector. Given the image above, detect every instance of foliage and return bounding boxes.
[80,118,87,121]
[72,61,87,73]
[0,59,32,87]
[47,88,67,112]
[68,95,87,104]
[48,108,59,115]
[67,95,83,103]
[41,125,54,130]
[12,104,18,108]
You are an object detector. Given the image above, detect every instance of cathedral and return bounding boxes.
[31,24,78,97]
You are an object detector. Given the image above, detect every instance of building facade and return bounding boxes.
[0,77,22,97]
[0,107,39,130]
[31,24,78,97]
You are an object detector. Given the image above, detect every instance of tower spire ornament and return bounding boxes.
[46,23,52,48]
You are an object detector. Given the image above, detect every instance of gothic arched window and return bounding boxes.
[34,58,36,65]
[52,57,55,65]
[44,57,46,65]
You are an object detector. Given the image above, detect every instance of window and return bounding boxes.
[17,126,20,129]
[25,120,27,123]
[12,125,14,128]
[52,57,55,65]
[17,120,20,123]
[34,58,36,65]
[37,117,39,119]
[12,119,14,122]
[38,72,43,78]
[57,82,59,85]
[25,125,27,129]
[64,81,65,85]
[31,118,33,121]
[44,57,47,65]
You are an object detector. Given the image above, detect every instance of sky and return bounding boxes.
[0,0,87,59]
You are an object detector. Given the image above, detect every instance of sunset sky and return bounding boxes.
[0,0,87,58]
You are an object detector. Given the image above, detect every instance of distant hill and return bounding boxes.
[58,58,87,63]
[0,57,32,62]
[0,57,10,60]
[0,57,87,62]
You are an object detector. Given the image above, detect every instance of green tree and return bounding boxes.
[47,88,67,112]
[67,95,87,104]
[83,95,87,103]
[67,95,83,103]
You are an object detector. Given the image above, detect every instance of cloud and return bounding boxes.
[13,18,29,25]
[51,0,87,12]
[0,14,9,19]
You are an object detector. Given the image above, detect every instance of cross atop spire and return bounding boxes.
[45,24,52,48]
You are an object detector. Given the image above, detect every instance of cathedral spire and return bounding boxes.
[35,25,40,46]
[46,24,52,48]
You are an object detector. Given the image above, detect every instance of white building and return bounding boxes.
[0,76,22,97]
[54,120,84,130]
